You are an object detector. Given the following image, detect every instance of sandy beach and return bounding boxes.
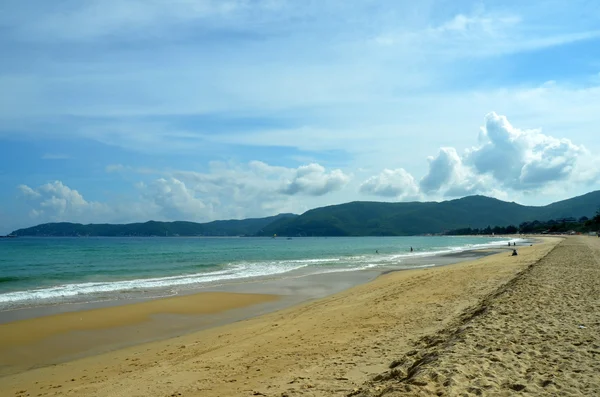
[1,236,583,396]
[357,235,600,396]
[0,292,280,377]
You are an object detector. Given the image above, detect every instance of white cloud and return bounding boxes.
[140,177,211,220]
[372,12,600,58]
[151,161,352,217]
[467,112,586,190]
[18,181,111,222]
[359,168,419,199]
[414,112,595,198]
[167,161,352,221]
[420,148,464,194]
[3,1,600,223]
[417,147,496,198]
[5,0,270,42]
[105,164,125,173]
[18,185,41,199]
[279,163,351,196]
[18,179,212,225]
[15,160,352,227]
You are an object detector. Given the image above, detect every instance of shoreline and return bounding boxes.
[0,237,560,396]
[1,239,536,379]
[0,235,524,312]
[0,292,282,377]
[0,235,528,320]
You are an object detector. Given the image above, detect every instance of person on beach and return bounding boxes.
[512,249,518,256]
[410,247,413,252]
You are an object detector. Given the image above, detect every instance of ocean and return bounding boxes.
[0,236,517,311]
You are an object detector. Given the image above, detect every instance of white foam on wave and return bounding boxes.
[388,237,524,260]
[0,260,315,304]
[312,262,381,274]
[0,237,520,306]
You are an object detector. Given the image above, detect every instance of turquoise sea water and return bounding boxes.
[0,236,517,310]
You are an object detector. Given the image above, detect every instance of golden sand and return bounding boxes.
[0,238,569,396]
[0,292,278,376]
[1,292,278,347]
[359,236,600,396]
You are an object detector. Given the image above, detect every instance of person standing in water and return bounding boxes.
[410,246,413,252]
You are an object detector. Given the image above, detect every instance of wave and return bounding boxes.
[0,259,316,304]
[0,276,23,284]
[0,237,519,306]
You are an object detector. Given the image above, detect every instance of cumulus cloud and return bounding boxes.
[170,161,352,217]
[279,163,351,196]
[416,112,592,197]
[468,112,586,190]
[16,160,352,228]
[418,147,497,198]
[161,161,351,218]
[18,179,212,224]
[18,181,110,221]
[139,177,211,220]
[359,168,419,198]
[18,184,42,199]
[419,147,463,194]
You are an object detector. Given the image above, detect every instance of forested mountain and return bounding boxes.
[11,191,600,237]
[11,213,297,237]
[256,191,600,236]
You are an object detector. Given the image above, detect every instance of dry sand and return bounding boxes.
[358,236,600,396]
[0,238,565,396]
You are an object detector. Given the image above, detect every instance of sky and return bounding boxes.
[1,0,600,233]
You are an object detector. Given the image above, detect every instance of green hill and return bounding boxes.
[256,191,600,236]
[12,191,600,237]
[11,213,297,237]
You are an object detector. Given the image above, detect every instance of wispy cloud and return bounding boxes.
[3,0,278,42]
[2,0,600,231]
[372,12,600,58]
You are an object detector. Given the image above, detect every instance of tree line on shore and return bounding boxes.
[445,211,600,235]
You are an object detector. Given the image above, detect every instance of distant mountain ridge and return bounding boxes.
[257,190,600,236]
[11,213,297,237]
[11,191,600,237]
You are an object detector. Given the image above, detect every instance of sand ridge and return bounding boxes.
[0,238,559,396]
[358,236,600,396]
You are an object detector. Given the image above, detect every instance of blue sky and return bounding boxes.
[1,0,600,233]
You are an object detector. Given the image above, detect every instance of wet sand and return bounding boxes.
[0,244,513,377]
[0,238,560,396]
[0,292,281,377]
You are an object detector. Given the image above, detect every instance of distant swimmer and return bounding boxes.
[410,246,414,252]
[376,250,379,254]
